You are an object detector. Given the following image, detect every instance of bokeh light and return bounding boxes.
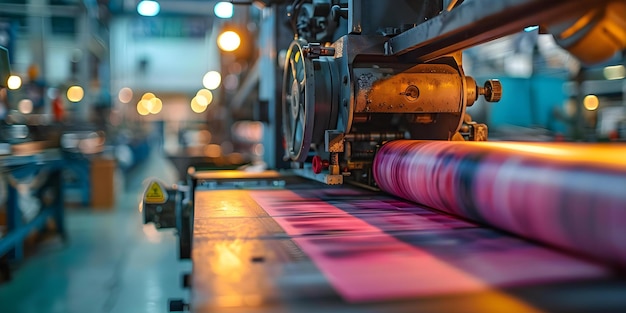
[137,101,150,116]
[137,0,160,17]
[217,31,241,52]
[191,97,208,113]
[67,85,84,102]
[7,75,22,90]
[139,99,150,111]
[196,89,213,106]
[18,99,33,114]
[583,95,599,111]
[214,2,234,19]
[202,71,221,90]
[195,95,209,107]
[148,97,162,114]
[118,87,133,103]
[142,92,156,100]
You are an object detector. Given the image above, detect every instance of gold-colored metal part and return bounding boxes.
[354,64,464,114]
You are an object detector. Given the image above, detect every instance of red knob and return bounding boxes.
[312,156,323,174]
[312,156,329,174]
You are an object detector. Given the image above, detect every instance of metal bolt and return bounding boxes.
[403,85,420,101]
[478,79,502,102]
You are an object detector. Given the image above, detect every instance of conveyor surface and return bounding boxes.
[190,177,626,313]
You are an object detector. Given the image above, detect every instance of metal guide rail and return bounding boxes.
[143,170,626,313]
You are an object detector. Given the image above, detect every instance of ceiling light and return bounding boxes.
[137,1,160,17]
[214,2,234,19]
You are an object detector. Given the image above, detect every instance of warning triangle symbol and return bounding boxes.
[145,181,167,204]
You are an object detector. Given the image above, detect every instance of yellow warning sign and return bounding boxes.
[144,181,167,204]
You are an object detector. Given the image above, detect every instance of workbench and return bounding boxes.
[0,150,65,269]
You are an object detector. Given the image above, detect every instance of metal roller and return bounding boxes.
[373,140,626,269]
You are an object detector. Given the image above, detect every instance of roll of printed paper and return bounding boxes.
[373,140,626,268]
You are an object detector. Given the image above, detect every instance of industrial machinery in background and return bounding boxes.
[280,0,625,186]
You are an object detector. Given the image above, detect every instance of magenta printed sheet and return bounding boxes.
[249,189,609,303]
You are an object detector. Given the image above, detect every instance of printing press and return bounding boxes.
[142,1,626,312]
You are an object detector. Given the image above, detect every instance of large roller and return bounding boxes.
[373,140,626,269]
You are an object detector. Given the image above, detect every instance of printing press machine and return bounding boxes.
[142,1,626,312]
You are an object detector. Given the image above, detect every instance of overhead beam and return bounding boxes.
[385,0,609,62]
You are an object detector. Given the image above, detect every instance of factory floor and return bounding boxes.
[0,150,190,313]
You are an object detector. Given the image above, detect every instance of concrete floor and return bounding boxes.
[0,150,190,313]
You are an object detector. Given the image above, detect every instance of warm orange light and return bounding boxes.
[67,86,84,102]
[583,95,599,111]
[137,101,150,115]
[142,92,156,100]
[148,97,162,114]
[474,141,626,168]
[196,89,214,106]
[195,95,209,107]
[217,31,241,52]
[191,97,208,113]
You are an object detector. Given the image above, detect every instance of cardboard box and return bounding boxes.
[90,158,116,209]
